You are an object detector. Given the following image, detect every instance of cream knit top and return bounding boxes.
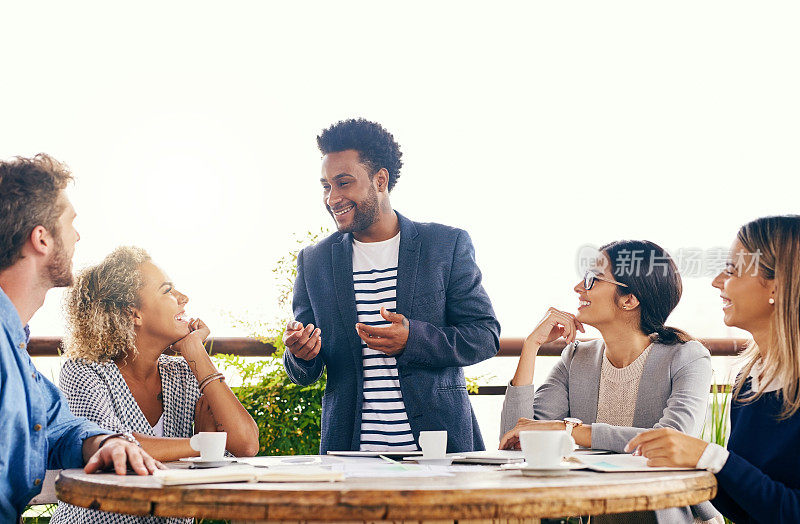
[595,344,653,427]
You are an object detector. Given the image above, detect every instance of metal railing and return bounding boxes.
[30,336,746,396]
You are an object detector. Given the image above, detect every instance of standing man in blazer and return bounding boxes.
[282,119,500,454]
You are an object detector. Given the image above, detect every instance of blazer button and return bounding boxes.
[19,342,26,349]
[33,424,42,431]
[34,478,42,486]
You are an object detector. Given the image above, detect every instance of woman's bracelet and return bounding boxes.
[201,374,225,393]
[198,372,225,393]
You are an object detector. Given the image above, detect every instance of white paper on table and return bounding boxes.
[236,456,491,479]
[238,456,323,467]
[576,453,696,472]
[329,462,456,478]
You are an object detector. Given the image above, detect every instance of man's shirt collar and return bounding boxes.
[0,285,27,346]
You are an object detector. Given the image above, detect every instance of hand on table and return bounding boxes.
[284,320,321,361]
[355,307,409,356]
[499,418,566,450]
[625,427,708,467]
[85,439,163,475]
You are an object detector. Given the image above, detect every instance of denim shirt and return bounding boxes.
[0,286,108,521]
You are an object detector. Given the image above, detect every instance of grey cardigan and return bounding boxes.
[500,339,719,523]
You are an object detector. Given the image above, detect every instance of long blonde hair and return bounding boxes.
[733,216,800,419]
[64,246,151,362]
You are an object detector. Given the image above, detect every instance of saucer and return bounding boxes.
[179,457,238,468]
[502,462,585,476]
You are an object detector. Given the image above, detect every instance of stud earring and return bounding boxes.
[769,298,775,305]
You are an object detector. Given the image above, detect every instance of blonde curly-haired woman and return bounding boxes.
[51,246,259,524]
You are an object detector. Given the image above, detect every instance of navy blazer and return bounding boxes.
[283,212,500,454]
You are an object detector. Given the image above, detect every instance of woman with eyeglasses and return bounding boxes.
[499,240,720,523]
[627,216,800,523]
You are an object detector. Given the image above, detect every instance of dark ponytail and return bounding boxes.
[600,240,694,345]
[652,325,692,345]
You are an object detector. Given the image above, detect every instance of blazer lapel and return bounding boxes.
[395,213,420,318]
[569,339,604,423]
[331,234,362,369]
[633,343,661,427]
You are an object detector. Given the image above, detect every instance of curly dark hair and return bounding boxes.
[0,154,73,272]
[317,118,403,191]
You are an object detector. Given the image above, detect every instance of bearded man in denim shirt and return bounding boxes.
[0,154,161,522]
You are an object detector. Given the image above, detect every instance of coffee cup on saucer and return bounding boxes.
[189,432,227,461]
[519,430,575,469]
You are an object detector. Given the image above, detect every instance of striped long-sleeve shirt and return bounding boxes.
[352,233,417,452]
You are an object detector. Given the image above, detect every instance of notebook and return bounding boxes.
[153,465,256,485]
[154,465,344,485]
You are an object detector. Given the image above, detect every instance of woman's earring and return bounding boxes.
[769,298,775,305]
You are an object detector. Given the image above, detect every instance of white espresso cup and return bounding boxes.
[418,430,448,458]
[189,432,227,461]
[519,430,575,468]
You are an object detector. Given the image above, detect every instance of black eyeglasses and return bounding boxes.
[583,271,629,290]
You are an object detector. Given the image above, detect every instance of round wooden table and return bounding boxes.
[56,459,716,523]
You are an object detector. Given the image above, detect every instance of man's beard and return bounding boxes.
[332,185,380,234]
[46,234,74,287]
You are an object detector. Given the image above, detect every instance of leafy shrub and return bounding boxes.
[21,504,55,522]
[212,228,330,456]
[213,344,325,455]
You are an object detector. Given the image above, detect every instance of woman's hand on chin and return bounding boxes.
[173,318,211,357]
[525,308,585,350]
[512,309,583,387]
[499,418,566,450]
[187,318,211,342]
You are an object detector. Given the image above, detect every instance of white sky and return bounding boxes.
[2,1,799,342]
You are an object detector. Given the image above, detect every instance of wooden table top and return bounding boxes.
[56,457,717,522]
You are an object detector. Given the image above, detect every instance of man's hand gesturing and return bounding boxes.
[355,307,409,356]
[283,320,322,360]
